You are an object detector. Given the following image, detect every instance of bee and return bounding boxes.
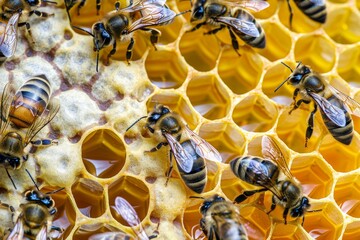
[0,11,21,61]
[275,62,360,146]
[73,0,185,72]
[230,136,321,225]
[286,0,326,29]
[0,76,59,189]
[89,196,157,240]
[127,105,222,193]
[188,0,269,53]
[199,194,248,240]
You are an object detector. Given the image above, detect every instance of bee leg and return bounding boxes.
[115,1,120,11]
[286,0,293,29]
[77,0,87,15]
[106,41,117,66]
[143,28,161,51]
[204,25,225,35]
[51,226,64,233]
[29,10,54,18]
[31,139,58,146]
[233,188,267,204]
[165,151,174,186]
[305,104,317,147]
[187,22,206,33]
[283,207,289,225]
[23,154,28,161]
[18,22,35,44]
[147,142,168,152]
[228,27,241,56]
[149,222,160,239]
[126,38,135,65]
[289,88,299,114]
[96,0,101,14]
[266,195,277,214]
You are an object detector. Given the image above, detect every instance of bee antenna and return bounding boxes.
[307,209,322,213]
[25,169,40,191]
[71,26,95,37]
[189,196,204,199]
[45,187,65,195]
[176,9,192,17]
[126,116,148,132]
[274,62,293,92]
[5,168,17,190]
[96,50,99,72]
[281,62,293,73]
[42,0,57,4]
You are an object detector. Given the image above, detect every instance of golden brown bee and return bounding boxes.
[0,11,21,60]
[287,0,326,28]
[74,0,184,72]
[230,136,320,225]
[275,62,360,146]
[127,105,222,193]
[188,0,268,53]
[0,76,59,189]
[199,194,248,240]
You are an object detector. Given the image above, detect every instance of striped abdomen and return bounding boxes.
[10,75,51,128]
[293,0,326,23]
[320,95,353,145]
[230,156,279,187]
[217,221,248,240]
[177,140,207,193]
[232,9,266,49]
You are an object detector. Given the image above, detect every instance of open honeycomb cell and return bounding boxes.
[337,45,360,86]
[334,174,360,217]
[73,223,127,240]
[271,223,309,239]
[343,221,360,240]
[241,205,271,240]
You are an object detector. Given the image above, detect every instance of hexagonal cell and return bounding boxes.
[82,127,126,178]
[232,94,278,132]
[108,176,150,225]
[291,155,333,199]
[294,34,336,73]
[258,22,292,61]
[319,134,360,172]
[303,201,344,240]
[218,47,263,94]
[71,178,106,218]
[42,187,76,239]
[343,220,360,240]
[145,49,188,89]
[337,46,360,86]
[271,223,309,239]
[179,28,220,72]
[186,74,230,120]
[73,223,128,240]
[198,121,246,163]
[276,108,323,153]
[262,62,294,105]
[278,0,323,32]
[324,7,360,44]
[334,174,360,217]
[154,12,184,45]
[182,197,203,239]
[252,0,278,19]
[147,92,200,129]
[241,206,271,240]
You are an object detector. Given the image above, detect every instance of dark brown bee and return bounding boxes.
[127,105,222,193]
[275,62,360,146]
[200,194,248,240]
[189,0,268,53]
[287,0,326,28]
[230,136,320,225]
[0,11,21,60]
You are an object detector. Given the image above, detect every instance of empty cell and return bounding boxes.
[343,221,360,240]
[252,0,278,19]
[182,197,204,239]
[232,94,278,132]
[337,46,360,86]
[82,127,126,178]
[241,206,271,240]
[271,222,309,239]
[145,49,188,89]
[73,223,129,240]
[334,175,360,217]
[154,14,184,45]
[218,47,263,95]
[186,74,230,120]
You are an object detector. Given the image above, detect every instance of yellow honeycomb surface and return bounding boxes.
[0,0,359,239]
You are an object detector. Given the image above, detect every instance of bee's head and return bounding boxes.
[148,105,171,125]
[200,194,225,215]
[92,22,112,52]
[190,0,207,22]
[25,190,55,209]
[288,63,311,86]
[290,197,310,218]
[26,0,40,6]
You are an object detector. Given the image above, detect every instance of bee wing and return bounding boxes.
[0,12,20,58]
[309,0,325,6]
[327,84,360,117]
[24,98,60,145]
[223,0,269,12]
[216,16,259,37]
[0,83,16,133]
[6,218,24,240]
[308,92,346,127]
[89,232,131,240]
[35,225,48,240]
[164,132,194,173]
[261,136,293,180]
[184,126,222,163]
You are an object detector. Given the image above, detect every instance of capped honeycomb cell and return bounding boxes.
[291,155,333,199]
[232,94,278,132]
[218,47,263,95]
[294,34,336,73]
[324,7,360,44]
[343,221,360,240]
[271,223,309,239]
[81,128,126,178]
[198,121,246,163]
[186,74,230,120]
[71,178,106,218]
[241,205,271,240]
[334,174,360,217]
[73,223,127,240]
[108,176,149,225]
[179,28,220,72]
[337,46,360,86]
[145,49,188,89]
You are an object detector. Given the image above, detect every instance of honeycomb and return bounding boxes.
[0,0,359,239]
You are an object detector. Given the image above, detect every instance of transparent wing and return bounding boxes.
[184,126,222,163]
[164,132,194,173]
[327,84,360,117]
[261,136,293,180]
[0,83,15,134]
[308,92,346,127]
[0,12,20,58]
[121,0,167,11]
[216,16,259,37]
[6,218,24,240]
[89,232,130,240]
[24,98,60,145]
[224,0,270,12]
[35,225,48,240]
[309,0,325,6]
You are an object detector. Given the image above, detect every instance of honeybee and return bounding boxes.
[230,136,320,225]
[127,105,222,193]
[0,11,21,60]
[199,194,248,240]
[0,76,59,189]
[6,171,63,240]
[286,0,326,28]
[188,0,269,53]
[73,0,184,72]
[275,62,360,146]
[89,196,157,240]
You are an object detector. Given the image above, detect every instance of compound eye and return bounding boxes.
[291,73,302,82]
[27,0,39,6]
[193,7,205,19]
[303,66,311,74]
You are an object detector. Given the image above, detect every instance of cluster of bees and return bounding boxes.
[0,0,358,239]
